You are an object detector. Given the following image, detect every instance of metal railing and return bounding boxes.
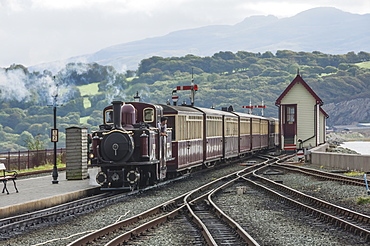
[0,149,66,171]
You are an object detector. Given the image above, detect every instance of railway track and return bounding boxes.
[67,155,292,246]
[0,175,190,240]
[2,154,295,245]
[0,155,263,245]
[239,163,370,242]
[0,192,123,239]
[276,163,368,186]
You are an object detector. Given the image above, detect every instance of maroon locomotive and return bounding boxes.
[89,99,279,190]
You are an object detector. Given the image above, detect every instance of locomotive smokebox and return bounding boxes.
[112,101,123,129]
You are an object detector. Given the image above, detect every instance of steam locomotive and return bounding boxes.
[89,99,279,190]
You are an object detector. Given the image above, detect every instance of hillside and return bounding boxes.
[1,50,370,153]
[30,7,370,72]
[323,98,370,125]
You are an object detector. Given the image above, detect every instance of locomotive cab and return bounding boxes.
[90,101,173,190]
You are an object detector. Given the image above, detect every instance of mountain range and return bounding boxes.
[32,6,370,72]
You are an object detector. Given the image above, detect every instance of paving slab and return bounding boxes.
[0,171,100,218]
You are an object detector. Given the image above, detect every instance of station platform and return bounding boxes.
[0,171,100,219]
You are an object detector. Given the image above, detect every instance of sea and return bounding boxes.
[340,141,370,155]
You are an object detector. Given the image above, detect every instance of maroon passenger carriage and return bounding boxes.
[157,104,273,177]
[161,105,240,177]
[160,105,204,175]
[199,107,239,160]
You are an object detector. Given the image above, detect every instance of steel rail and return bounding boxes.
[0,192,115,236]
[181,155,291,245]
[69,164,261,246]
[106,163,264,246]
[179,161,268,246]
[256,170,370,225]
[238,166,370,241]
[1,172,191,240]
[207,171,261,245]
[194,154,292,245]
[67,193,186,246]
[277,163,367,186]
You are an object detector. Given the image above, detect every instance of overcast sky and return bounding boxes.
[1,0,370,68]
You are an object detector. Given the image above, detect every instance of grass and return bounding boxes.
[357,197,370,205]
[83,97,91,108]
[18,163,66,174]
[80,116,90,124]
[127,77,138,82]
[355,61,370,69]
[344,171,365,176]
[78,82,100,96]
[77,82,101,108]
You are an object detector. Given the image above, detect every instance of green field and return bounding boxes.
[82,97,91,108]
[78,82,100,96]
[126,77,137,82]
[77,82,101,109]
[355,61,370,69]
[80,116,89,124]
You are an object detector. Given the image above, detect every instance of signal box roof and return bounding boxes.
[275,74,323,106]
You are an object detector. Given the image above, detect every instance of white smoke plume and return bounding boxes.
[0,67,30,101]
[102,68,127,103]
[0,62,126,107]
[0,66,71,106]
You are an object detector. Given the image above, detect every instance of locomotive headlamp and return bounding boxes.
[89,153,95,159]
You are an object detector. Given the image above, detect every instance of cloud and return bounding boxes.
[0,0,369,67]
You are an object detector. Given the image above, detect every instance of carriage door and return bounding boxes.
[283,105,297,145]
[159,135,167,180]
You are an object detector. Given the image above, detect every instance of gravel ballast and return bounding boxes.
[2,160,370,246]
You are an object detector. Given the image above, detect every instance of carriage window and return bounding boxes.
[105,110,113,124]
[143,108,154,122]
[286,106,295,124]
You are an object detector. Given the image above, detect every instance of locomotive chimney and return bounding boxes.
[112,101,123,129]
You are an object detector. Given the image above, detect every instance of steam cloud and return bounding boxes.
[0,62,129,107]
[0,63,92,106]
[0,68,30,101]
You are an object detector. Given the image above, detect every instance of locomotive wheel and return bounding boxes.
[138,167,157,188]
[148,169,158,186]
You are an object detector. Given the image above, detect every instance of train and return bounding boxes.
[89,97,279,190]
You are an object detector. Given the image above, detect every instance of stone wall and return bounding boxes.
[310,143,370,172]
[66,127,88,180]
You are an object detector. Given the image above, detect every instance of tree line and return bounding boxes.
[137,51,370,76]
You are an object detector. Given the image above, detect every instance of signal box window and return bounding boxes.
[143,108,154,123]
[286,106,295,124]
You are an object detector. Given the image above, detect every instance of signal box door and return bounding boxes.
[283,105,297,141]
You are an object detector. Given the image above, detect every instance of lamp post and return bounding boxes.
[50,79,59,184]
